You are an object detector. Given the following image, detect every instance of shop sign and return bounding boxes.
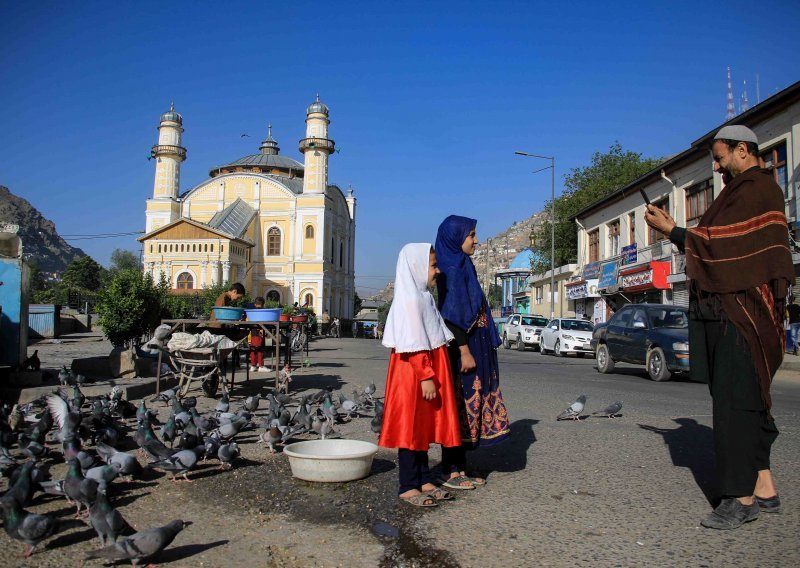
[598,261,619,289]
[586,278,600,297]
[621,243,638,265]
[622,269,653,288]
[672,253,686,274]
[582,261,601,280]
[567,282,588,300]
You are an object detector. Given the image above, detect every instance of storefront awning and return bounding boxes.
[619,261,671,292]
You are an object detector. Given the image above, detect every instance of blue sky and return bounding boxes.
[2,1,798,295]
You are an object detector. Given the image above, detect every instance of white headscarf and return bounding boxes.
[382,243,454,353]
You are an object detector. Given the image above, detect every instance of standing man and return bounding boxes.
[645,125,793,529]
[786,296,800,355]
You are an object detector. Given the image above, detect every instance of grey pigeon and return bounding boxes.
[4,461,35,507]
[261,425,283,454]
[557,395,587,421]
[215,393,230,414]
[89,488,133,546]
[148,448,202,482]
[241,395,260,413]
[64,458,99,516]
[96,443,142,479]
[85,519,191,565]
[203,435,221,461]
[594,401,624,418]
[217,442,240,469]
[370,400,384,434]
[76,450,97,471]
[151,388,177,406]
[85,463,121,489]
[213,417,249,441]
[21,440,48,462]
[0,497,81,558]
[160,416,177,447]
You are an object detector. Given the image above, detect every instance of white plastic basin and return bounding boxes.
[283,439,378,482]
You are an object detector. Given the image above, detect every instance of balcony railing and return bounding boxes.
[151,144,187,160]
[298,137,336,153]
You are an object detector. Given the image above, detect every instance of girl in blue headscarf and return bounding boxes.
[435,215,510,490]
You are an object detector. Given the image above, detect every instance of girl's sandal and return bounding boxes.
[400,493,438,507]
[466,475,486,487]
[441,475,476,490]
[425,487,455,501]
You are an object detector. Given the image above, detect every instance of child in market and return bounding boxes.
[379,243,462,507]
[248,297,270,373]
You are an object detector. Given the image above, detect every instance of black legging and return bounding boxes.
[398,449,435,494]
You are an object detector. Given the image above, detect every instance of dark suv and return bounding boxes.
[590,304,690,381]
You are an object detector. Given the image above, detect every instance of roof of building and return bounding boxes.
[208,198,257,238]
[509,249,534,269]
[307,94,329,116]
[160,102,182,125]
[212,153,304,174]
[137,216,254,245]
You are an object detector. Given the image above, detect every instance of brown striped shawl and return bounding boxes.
[684,167,794,409]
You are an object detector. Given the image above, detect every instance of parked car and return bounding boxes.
[539,318,595,357]
[590,303,690,381]
[502,314,549,351]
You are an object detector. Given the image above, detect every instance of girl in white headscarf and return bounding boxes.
[379,243,462,507]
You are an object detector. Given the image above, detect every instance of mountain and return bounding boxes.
[366,211,547,302]
[0,185,86,274]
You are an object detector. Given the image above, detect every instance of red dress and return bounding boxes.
[378,345,462,451]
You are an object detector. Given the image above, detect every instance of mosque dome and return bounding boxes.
[160,102,182,125]
[306,94,329,116]
[509,249,535,270]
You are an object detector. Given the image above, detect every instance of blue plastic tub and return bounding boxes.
[245,308,281,322]
[212,307,244,321]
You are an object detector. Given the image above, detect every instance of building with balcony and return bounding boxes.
[496,249,534,316]
[571,80,800,321]
[139,97,357,318]
[529,263,578,319]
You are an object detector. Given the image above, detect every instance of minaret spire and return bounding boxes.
[740,80,750,113]
[726,66,736,120]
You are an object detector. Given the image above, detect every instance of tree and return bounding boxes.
[487,283,503,309]
[530,143,663,274]
[62,256,105,292]
[96,269,161,347]
[110,249,142,273]
[353,292,363,316]
[377,300,392,325]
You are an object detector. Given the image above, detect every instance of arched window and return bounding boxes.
[267,227,281,256]
[176,272,193,290]
[204,244,208,252]
[149,244,153,253]
[266,290,280,303]
[180,244,184,252]
[210,244,214,252]
[192,244,196,252]
[339,243,343,268]
[158,244,161,253]
[305,225,315,239]
[304,293,314,307]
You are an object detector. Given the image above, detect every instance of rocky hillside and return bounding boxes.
[0,185,86,274]
[366,211,547,302]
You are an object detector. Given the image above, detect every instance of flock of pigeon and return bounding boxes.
[556,395,624,421]
[0,373,385,564]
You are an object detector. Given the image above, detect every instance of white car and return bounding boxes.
[502,314,549,351]
[539,318,595,357]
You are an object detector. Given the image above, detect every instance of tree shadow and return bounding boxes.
[638,418,716,504]
[467,418,538,475]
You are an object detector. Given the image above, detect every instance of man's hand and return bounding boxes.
[644,204,677,235]
[421,379,437,400]
[459,345,477,374]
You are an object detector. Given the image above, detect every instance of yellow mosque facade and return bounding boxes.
[138,97,357,318]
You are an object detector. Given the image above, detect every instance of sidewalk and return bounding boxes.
[781,350,800,371]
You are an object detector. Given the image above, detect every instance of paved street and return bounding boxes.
[2,335,799,567]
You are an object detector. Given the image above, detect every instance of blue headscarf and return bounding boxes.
[435,215,501,347]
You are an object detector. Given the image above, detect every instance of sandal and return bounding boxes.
[425,487,455,501]
[400,492,438,507]
[441,475,476,490]
[466,475,486,487]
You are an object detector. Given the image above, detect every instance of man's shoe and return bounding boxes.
[755,495,781,513]
[701,498,760,529]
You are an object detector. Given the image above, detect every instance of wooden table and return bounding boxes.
[155,319,295,398]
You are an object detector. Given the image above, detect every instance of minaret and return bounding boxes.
[299,95,335,194]
[151,103,186,200]
[740,80,750,113]
[726,67,736,120]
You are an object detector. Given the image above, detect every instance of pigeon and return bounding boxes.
[213,416,249,441]
[84,519,191,565]
[75,450,97,472]
[89,488,134,546]
[38,478,67,497]
[8,404,24,432]
[0,497,81,558]
[215,393,230,414]
[557,395,587,421]
[3,461,36,507]
[72,385,86,411]
[58,365,73,386]
[21,440,48,462]
[160,416,177,447]
[370,406,384,435]
[46,392,82,444]
[148,448,203,482]
[64,458,99,517]
[151,388,177,406]
[241,395,260,413]
[217,442,240,469]
[203,436,221,461]
[85,463,121,489]
[337,393,360,419]
[136,400,149,423]
[22,350,40,371]
[96,443,142,479]
[594,401,623,418]
[181,396,198,410]
[261,425,283,454]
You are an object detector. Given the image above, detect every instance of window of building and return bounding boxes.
[176,272,193,290]
[628,213,635,245]
[180,244,184,252]
[588,230,599,262]
[266,290,280,303]
[339,243,343,268]
[330,237,335,263]
[305,225,315,239]
[204,244,208,252]
[685,178,713,227]
[267,227,281,256]
[761,142,788,198]
[534,285,544,304]
[607,220,620,258]
[304,293,314,307]
[149,244,153,253]
[210,244,214,252]
[158,244,161,253]
[648,198,669,244]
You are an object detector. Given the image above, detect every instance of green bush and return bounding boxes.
[96,269,162,347]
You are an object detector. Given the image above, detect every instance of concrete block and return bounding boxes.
[109,348,137,379]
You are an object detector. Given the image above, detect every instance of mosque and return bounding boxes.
[138,96,356,318]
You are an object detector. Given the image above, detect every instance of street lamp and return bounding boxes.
[515,151,556,319]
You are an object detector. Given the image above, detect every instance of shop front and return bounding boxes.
[566,278,601,323]
[619,261,671,303]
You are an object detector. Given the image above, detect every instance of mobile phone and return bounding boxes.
[639,188,651,205]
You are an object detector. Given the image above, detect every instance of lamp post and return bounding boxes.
[515,151,556,318]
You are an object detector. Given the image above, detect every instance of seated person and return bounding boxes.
[208,282,248,340]
[248,296,271,373]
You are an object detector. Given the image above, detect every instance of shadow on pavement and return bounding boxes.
[638,418,716,504]
[469,418,538,475]
[156,539,229,563]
